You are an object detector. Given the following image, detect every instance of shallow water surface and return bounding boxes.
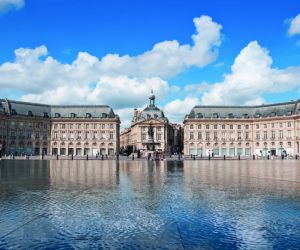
[0,160,300,249]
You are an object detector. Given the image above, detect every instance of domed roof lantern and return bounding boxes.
[149,89,155,107]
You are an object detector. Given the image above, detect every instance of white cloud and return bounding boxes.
[163,96,199,123]
[0,15,222,128]
[0,15,222,93]
[0,0,24,13]
[201,41,300,105]
[287,13,300,36]
[21,75,170,108]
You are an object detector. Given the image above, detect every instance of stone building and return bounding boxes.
[120,93,181,155]
[0,99,120,156]
[184,100,300,157]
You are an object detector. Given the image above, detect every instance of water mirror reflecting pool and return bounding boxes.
[1,160,300,249]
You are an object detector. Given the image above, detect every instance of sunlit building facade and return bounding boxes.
[0,99,120,156]
[184,101,300,157]
[120,93,182,155]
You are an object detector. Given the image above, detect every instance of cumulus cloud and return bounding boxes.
[163,96,199,123]
[0,15,222,128]
[287,13,300,36]
[21,75,170,109]
[0,0,24,13]
[0,15,222,93]
[201,41,300,105]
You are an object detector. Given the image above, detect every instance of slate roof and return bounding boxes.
[0,99,117,118]
[187,100,300,119]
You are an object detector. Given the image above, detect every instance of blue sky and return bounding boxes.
[1,0,300,126]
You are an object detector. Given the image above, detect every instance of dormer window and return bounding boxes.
[55,113,61,118]
[197,113,203,118]
[270,112,276,117]
[44,112,49,118]
[147,114,151,119]
[255,113,261,118]
[11,109,17,115]
[154,114,158,118]
[28,111,33,116]
[228,113,234,118]
[70,113,76,118]
[213,113,219,118]
[86,113,92,118]
[286,111,293,115]
[243,114,249,118]
[101,113,107,118]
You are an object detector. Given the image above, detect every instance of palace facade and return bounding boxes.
[120,93,182,155]
[0,99,120,156]
[183,101,300,157]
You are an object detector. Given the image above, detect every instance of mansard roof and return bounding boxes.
[187,100,300,119]
[0,99,117,119]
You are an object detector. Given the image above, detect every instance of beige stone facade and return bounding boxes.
[50,118,119,156]
[0,99,120,156]
[120,93,181,155]
[184,101,300,157]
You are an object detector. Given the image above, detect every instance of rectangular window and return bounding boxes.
[206,132,210,140]
[256,132,260,139]
[288,130,292,138]
[198,125,202,129]
[102,124,105,129]
[271,131,275,139]
[238,132,241,140]
[78,131,81,139]
[190,124,194,130]
[54,131,58,139]
[62,131,66,139]
[264,131,267,139]
[70,131,74,139]
[109,131,114,139]
[222,124,225,130]
[157,133,161,141]
[214,131,218,140]
[245,132,249,139]
[198,132,202,140]
[206,124,209,130]
[214,124,217,130]
[142,133,146,141]
[230,131,234,139]
[222,131,226,139]
[101,131,106,139]
[279,130,283,138]
[288,122,291,127]
[256,124,259,129]
[85,131,90,139]
[110,124,114,129]
[190,132,194,140]
[230,125,233,130]
[93,131,97,139]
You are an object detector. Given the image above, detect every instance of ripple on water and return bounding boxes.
[1,160,300,249]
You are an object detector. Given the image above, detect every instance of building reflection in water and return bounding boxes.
[183,160,300,197]
[1,160,300,249]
